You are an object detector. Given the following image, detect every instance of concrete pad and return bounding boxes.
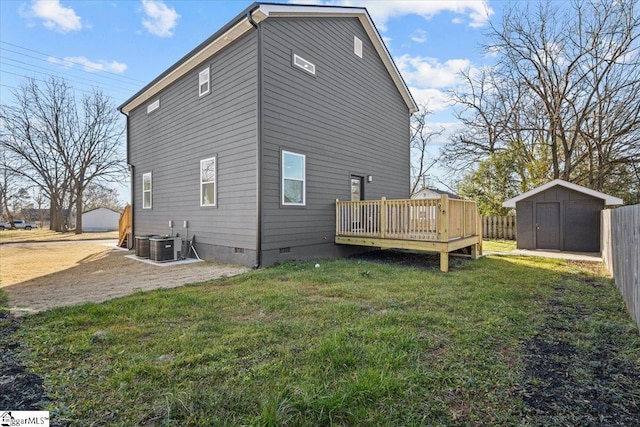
[487,249,602,262]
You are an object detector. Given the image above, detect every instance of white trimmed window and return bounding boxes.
[142,172,152,209]
[200,157,216,206]
[199,67,210,97]
[282,151,305,206]
[147,99,160,114]
[354,36,363,58]
[293,53,316,75]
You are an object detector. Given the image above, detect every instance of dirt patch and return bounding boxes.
[519,289,640,425]
[0,312,55,419]
[0,241,248,316]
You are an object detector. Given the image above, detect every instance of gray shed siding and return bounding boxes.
[515,186,604,252]
[128,32,259,265]
[259,17,411,265]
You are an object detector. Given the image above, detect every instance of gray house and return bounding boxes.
[119,2,417,267]
[503,179,623,252]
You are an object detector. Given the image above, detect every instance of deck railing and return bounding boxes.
[336,195,479,242]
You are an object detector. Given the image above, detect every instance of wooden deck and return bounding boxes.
[335,195,482,272]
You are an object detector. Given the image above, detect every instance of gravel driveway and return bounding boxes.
[0,240,248,316]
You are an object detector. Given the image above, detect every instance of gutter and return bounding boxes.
[248,11,262,269]
[118,108,134,248]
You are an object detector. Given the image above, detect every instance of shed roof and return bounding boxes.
[502,179,624,208]
[82,207,122,215]
[118,2,417,114]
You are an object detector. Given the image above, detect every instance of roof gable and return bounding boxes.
[502,179,624,208]
[119,2,417,114]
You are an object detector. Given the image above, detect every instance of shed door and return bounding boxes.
[536,203,560,250]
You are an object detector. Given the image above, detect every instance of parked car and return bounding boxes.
[0,219,37,230]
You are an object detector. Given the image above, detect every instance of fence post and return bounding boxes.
[439,194,449,242]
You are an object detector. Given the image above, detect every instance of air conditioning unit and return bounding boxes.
[149,236,182,262]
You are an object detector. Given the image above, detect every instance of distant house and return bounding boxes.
[82,207,121,232]
[119,2,417,267]
[503,179,623,252]
[412,188,460,200]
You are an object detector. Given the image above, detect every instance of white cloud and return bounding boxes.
[141,0,180,37]
[48,56,127,73]
[411,29,427,43]
[314,0,493,31]
[397,55,471,88]
[408,87,452,112]
[20,0,83,32]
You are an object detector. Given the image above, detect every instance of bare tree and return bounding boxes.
[0,76,125,232]
[447,0,640,202]
[410,105,443,195]
[83,183,123,212]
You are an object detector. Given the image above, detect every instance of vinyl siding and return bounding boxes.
[260,17,411,255]
[128,31,258,254]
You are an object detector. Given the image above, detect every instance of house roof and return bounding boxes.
[502,179,624,208]
[118,2,417,114]
[413,187,460,200]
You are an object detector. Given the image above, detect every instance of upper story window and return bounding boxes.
[147,99,160,114]
[199,67,210,97]
[293,53,316,75]
[354,36,363,58]
[282,151,305,206]
[142,172,152,209]
[200,157,216,206]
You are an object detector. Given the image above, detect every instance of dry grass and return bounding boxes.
[0,242,248,315]
[0,242,113,287]
[0,229,118,244]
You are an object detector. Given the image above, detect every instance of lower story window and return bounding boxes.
[201,157,216,206]
[142,172,152,209]
[282,150,305,206]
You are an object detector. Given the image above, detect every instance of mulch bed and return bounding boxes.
[518,287,640,426]
[0,310,49,411]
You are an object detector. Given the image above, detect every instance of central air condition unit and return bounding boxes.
[134,234,157,259]
[149,236,182,262]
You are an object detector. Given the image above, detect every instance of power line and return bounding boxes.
[2,59,136,96]
[1,71,128,100]
[0,47,138,90]
[0,41,147,85]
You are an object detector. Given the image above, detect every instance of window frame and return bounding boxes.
[199,67,210,97]
[200,156,217,207]
[142,172,152,209]
[281,150,306,206]
[292,53,316,75]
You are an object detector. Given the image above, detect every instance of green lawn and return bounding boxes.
[482,239,517,252]
[9,255,640,426]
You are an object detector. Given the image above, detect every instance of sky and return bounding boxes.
[0,0,503,199]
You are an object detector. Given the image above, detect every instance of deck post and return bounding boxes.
[380,197,387,239]
[440,251,449,272]
[335,199,340,235]
[439,194,449,242]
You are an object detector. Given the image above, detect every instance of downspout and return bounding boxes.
[119,108,134,248]
[248,11,262,269]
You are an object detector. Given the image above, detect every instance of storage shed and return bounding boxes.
[503,179,623,252]
[82,207,121,232]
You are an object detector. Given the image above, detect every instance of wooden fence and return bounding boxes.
[482,216,516,240]
[602,204,640,329]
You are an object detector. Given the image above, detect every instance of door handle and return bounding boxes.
[536,224,540,230]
